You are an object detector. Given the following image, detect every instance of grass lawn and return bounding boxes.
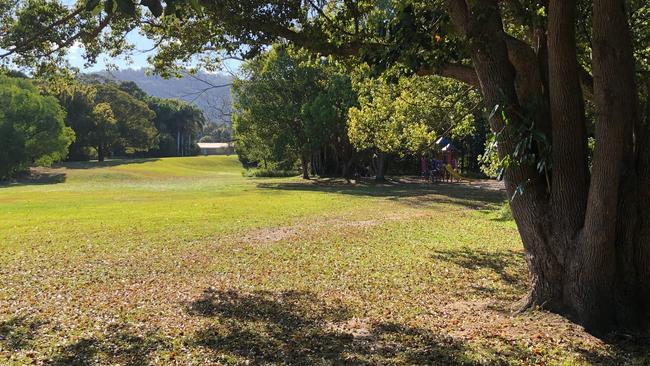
[0,156,647,365]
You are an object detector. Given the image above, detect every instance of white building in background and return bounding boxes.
[197,142,235,155]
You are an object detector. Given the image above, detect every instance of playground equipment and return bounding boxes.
[424,136,473,183]
[445,164,475,182]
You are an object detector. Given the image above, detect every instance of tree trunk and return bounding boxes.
[97,144,105,162]
[547,0,589,253]
[322,147,327,176]
[446,0,648,334]
[332,145,340,176]
[342,157,355,179]
[636,81,650,315]
[446,0,564,310]
[177,130,182,157]
[301,154,309,180]
[375,153,387,182]
[567,0,641,332]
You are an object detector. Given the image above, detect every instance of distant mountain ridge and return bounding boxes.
[93,69,232,125]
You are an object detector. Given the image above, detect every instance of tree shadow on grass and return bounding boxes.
[6,291,648,365]
[185,289,488,365]
[256,179,506,211]
[0,171,66,188]
[431,248,529,295]
[577,336,650,366]
[0,159,162,187]
[60,158,160,170]
[429,249,650,364]
[0,315,47,351]
[46,323,168,366]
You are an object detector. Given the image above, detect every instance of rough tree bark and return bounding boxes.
[446,0,647,334]
[575,0,641,331]
[636,81,650,313]
[547,0,588,262]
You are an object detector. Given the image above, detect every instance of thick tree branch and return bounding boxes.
[0,6,85,58]
[47,14,113,58]
[444,0,471,36]
[575,0,640,330]
[547,0,589,258]
[418,63,479,88]
[504,35,542,102]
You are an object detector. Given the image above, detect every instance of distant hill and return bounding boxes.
[93,69,233,125]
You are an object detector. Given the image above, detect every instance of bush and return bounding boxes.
[242,169,298,178]
[0,75,75,179]
[495,201,513,221]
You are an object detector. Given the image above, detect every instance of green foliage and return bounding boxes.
[495,201,514,221]
[348,70,481,156]
[94,83,158,154]
[347,77,402,154]
[478,137,500,178]
[233,47,357,173]
[199,123,231,143]
[242,168,298,178]
[117,80,149,100]
[303,69,358,154]
[48,80,102,160]
[233,47,316,168]
[89,101,119,156]
[0,75,74,179]
[49,79,159,160]
[480,100,551,190]
[146,96,206,156]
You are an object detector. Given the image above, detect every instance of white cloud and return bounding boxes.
[67,41,83,61]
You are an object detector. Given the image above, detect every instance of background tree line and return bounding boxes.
[0,70,220,178]
[232,46,486,180]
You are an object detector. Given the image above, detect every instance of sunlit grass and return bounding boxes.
[0,156,644,365]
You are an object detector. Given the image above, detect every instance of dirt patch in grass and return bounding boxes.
[235,210,431,245]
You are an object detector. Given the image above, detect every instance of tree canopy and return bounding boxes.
[348,71,481,157]
[49,79,158,161]
[147,97,206,156]
[0,74,75,178]
[233,47,343,177]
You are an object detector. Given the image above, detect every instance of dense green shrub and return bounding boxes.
[0,75,75,179]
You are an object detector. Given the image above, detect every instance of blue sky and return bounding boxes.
[67,32,155,72]
[67,29,242,74]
